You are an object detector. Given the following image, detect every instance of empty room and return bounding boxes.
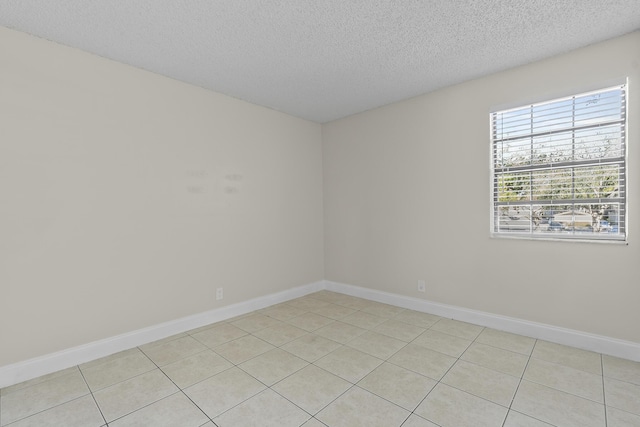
[1,1,639,426]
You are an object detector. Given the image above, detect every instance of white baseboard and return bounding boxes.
[0,281,323,389]
[325,280,640,362]
[2,279,638,389]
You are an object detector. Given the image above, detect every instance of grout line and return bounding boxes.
[77,367,109,426]
[602,354,608,427]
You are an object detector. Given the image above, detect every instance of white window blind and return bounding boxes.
[491,84,627,241]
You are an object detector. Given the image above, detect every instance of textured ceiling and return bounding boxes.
[1,1,639,123]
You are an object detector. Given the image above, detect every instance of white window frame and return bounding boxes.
[490,83,628,243]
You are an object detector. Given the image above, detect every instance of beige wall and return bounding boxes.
[0,27,324,367]
[323,31,640,343]
[2,24,639,370]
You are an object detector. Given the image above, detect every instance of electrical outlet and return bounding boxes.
[417,280,426,293]
[216,287,224,300]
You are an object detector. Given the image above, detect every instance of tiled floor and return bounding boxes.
[2,291,640,426]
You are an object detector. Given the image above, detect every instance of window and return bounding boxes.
[491,84,627,241]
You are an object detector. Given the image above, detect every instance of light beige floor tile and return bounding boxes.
[190,323,248,348]
[183,367,265,419]
[230,313,281,333]
[412,329,472,357]
[0,369,89,426]
[310,303,357,320]
[316,386,410,427]
[272,365,351,414]
[301,418,328,427]
[93,369,178,422]
[346,331,406,359]
[286,297,331,311]
[340,311,387,329]
[360,301,405,318]
[607,406,640,427]
[161,350,233,389]
[141,335,207,366]
[415,383,508,427]
[430,318,484,340]
[214,389,310,427]
[306,290,342,302]
[325,295,372,310]
[280,334,342,362]
[357,362,436,411]
[226,312,257,322]
[109,392,208,427]
[0,367,80,396]
[603,355,640,386]
[79,348,141,371]
[315,346,383,383]
[441,360,519,407]
[476,328,536,355]
[286,312,334,332]
[185,321,224,335]
[461,342,529,377]
[374,319,425,342]
[503,410,555,426]
[401,414,439,427]
[512,380,605,427]
[4,395,104,427]
[532,340,602,375]
[139,333,189,351]
[251,322,306,346]
[393,310,441,329]
[388,344,456,380]
[605,377,640,415]
[524,357,603,402]
[259,303,307,321]
[81,350,156,391]
[238,348,308,386]
[213,335,274,364]
[314,321,367,344]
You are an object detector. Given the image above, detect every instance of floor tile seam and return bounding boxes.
[78,353,155,384]
[355,371,437,413]
[506,337,534,425]
[0,391,97,427]
[602,373,640,387]
[504,408,559,427]
[155,347,218,369]
[605,405,640,420]
[79,350,145,373]
[77,363,109,426]
[235,357,311,388]
[527,351,604,377]
[601,355,609,427]
[605,401,640,418]
[0,366,83,398]
[517,377,609,410]
[102,390,192,426]
[86,364,173,396]
[83,363,164,392]
[267,376,355,418]
[149,361,217,426]
[190,332,251,350]
[311,334,367,347]
[448,357,524,381]
[138,333,191,352]
[205,385,272,422]
[526,353,606,381]
[436,374,519,410]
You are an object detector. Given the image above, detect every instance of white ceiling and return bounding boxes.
[1,1,639,123]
